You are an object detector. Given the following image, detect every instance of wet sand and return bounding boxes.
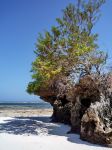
[0,108,53,117]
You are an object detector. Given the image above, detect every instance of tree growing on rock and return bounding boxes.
[27,0,106,96]
[27,0,112,147]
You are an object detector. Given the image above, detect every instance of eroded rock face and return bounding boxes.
[37,74,112,147]
[71,75,112,147]
[80,94,112,147]
[71,96,81,133]
[38,77,72,124]
[71,76,100,133]
[52,99,72,124]
[37,87,57,104]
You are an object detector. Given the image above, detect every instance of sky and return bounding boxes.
[0,0,111,102]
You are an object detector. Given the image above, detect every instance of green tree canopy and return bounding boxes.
[27,0,107,95]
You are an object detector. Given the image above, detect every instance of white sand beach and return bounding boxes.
[0,115,111,150]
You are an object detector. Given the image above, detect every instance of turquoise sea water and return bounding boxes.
[0,102,52,110]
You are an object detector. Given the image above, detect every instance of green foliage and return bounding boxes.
[27,0,106,94]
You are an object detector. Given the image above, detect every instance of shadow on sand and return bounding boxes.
[0,116,102,148]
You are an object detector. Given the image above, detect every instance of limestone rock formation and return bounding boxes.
[37,74,112,147]
[38,77,72,124]
[70,75,112,147]
[52,99,72,124]
[81,94,112,147]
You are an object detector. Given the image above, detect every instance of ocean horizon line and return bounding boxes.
[0,100,47,103]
